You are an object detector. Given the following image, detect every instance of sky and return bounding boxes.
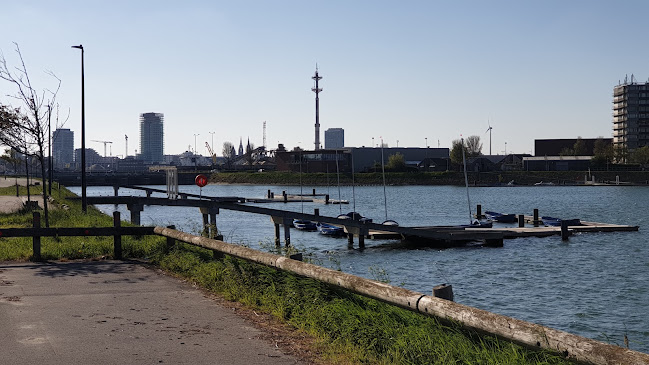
[1,0,648,157]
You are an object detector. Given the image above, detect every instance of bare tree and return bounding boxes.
[465,135,482,157]
[0,43,64,226]
[222,141,235,169]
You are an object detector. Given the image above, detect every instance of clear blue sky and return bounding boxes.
[2,0,648,157]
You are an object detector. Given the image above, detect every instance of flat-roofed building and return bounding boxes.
[613,80,649,156]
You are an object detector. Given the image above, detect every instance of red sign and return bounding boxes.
[195,174,208,187]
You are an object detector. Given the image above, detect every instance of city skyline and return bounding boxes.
[1,1,648,156]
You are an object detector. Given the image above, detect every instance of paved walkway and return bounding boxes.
[0,260,306,365]
[0,177,46,213]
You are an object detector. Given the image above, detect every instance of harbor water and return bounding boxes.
[70,184,649,353]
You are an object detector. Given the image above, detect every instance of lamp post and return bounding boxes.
[425,137,428,148]
[193,133,200,155]
[47,105,52,195]
[209,131,215,152]
[71,44,86,213]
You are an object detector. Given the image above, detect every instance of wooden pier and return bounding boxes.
[79,185,639,249]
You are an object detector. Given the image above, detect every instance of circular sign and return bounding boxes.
[195,174,208,188]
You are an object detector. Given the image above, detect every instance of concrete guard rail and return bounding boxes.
[155,226,649,365]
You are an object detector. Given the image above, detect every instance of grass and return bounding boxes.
[0,183,575,364]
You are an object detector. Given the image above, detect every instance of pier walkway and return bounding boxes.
[0,260,305,365]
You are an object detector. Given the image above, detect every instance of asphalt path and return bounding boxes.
[0,260,305,365]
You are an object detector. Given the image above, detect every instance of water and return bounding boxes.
[69,184,649,353]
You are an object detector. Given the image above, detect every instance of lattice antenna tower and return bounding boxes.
[312,65,323,150]
[263,121,267,149]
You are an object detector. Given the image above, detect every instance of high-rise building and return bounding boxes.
[52,128,74,170]
[139,112,164,163]
[324,128,344,149]
[613,79,649,155]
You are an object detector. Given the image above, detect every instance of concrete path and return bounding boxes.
[0,260,306,365]
[0,177,46,214]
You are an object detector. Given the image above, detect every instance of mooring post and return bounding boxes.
[113,184,119,197]
[166,225,176,252]
[561,221,569,241]
[476,204,482,218]
[113,211,122,260]
[146,190,152,198]
[433,284,454,301]
[283,191,287,203]
[127,203,143,225]
[533,208,540,227]
[312,188,316,196]
[270,192,274,199]
[32,211,41,261]
[314,208,319,217]
[267,189,271,198]
[518,214,525,228]
[283,217,291,247]
[325,194,329,204]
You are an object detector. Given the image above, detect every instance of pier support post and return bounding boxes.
[209,207,220,240]
[518,214,525,228]
[146,190,152,198]
[347,233,354,249]
[433,284,454,301]
[127,203,144,225]
[274,223,281,247]
[201,211,209,237]
[561,221,570,241]
[533,208,540,227]
[32,211,41,261]
[358,227,367,249]
[113,185,119,197]
[325,194,329,204]
[113,211,122,260]
[283,217,291,247]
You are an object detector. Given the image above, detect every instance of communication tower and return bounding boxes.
[312,66,322,150]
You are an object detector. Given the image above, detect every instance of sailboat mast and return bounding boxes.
[461,138,473,224]
[381,138,388,221]
[335,150,342,214]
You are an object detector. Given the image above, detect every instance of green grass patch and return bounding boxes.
[153,242,573,364]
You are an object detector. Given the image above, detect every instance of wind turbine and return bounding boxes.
[485,120,493,155]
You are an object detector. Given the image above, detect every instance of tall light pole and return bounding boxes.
[425,137,428,148]
[209,131,215,152]
[193,133,200,155]
[71,44,86,213]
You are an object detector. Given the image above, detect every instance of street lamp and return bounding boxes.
[425,137,428,148]
[193,133,200,155]
[209,131,215,152]
[71,44,86,213]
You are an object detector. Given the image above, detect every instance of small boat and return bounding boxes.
[293,219,317,231]
[337,212,373,223]
[484,211,517,223]
[541,216,581,227]
[534,181,555,186]
[463,220,493,229]
[317,222,345,236]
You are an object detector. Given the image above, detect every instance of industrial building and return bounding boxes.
[613,79,649,155]
[139,112,164,163]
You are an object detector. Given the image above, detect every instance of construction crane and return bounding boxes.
[91,140,113,157]
[205,142,216,164]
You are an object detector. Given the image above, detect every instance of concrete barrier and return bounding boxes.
[153,226,649,365]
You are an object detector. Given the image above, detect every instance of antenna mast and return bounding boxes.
[125,135,128,157]
[312,66,323,150]
[263,121,267,149]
